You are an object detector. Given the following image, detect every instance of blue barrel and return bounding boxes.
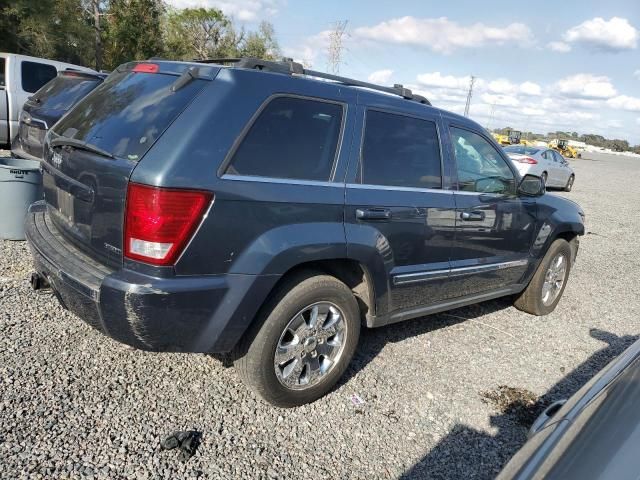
[0,157,43,240]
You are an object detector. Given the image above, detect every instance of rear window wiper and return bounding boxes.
[50,136,114,159]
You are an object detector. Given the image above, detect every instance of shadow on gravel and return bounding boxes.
[397,328,638,480]
[339,297,514,387]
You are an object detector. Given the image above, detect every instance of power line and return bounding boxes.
[326,20,348,75]
[463,75,475,117]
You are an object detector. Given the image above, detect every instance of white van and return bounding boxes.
[0,53,95,148]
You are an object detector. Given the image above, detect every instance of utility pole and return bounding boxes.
[463,75,475,117]
[327,20,348,75]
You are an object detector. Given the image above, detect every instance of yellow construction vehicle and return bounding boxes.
[492,129,534,146]
[549,139,580,158]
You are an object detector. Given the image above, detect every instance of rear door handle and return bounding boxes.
[356,208,392,221]
[460,211,485,221]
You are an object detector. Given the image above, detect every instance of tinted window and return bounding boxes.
[0,58,5,87]
[226,96,343,181]
[52,70,206,161]
[451,127,516,195]
[360,110,442,189]
[21,61,57,93]
[504,145,540,155]
[552,151,564,162]
[31,73,103,111]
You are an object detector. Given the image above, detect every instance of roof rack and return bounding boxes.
[195,57,431,106]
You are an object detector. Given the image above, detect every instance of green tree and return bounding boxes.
[164,7,279,61]
[104,0,164,69]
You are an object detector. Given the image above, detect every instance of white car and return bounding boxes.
[503,145,575,191]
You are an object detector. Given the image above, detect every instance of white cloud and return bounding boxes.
[164,0,281,22]
[488,79,518,95]
[520,81,542,96]
[282,30,331,68]
[481,93,520,107]
[368,69,394,84]
[555,74,617,99]
[607,95,640,112]
[635,69,640,79]
[548,41,571,52]
[416,72,472,90]
[563,17,638,52]
[521,107,545,116]
[353,16,533,54]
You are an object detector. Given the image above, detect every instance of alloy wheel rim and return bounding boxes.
[274,302,347,390]
[541,253,567,306]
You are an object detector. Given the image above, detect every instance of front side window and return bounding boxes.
[226,96,344,181]
[451,127,516,195]
[21,61,57,93]
[360,110,442,189]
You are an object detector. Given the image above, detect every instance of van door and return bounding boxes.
[447,124,536,297]
[345,106,456,319]
[0,57,8,145]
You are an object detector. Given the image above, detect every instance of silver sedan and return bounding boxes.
[504,145,575,191]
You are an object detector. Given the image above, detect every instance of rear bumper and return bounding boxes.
[25,202,278,353]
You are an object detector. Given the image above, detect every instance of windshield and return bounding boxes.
[31,74,103,111]
[51,70,206,161]
[504,146,540,155]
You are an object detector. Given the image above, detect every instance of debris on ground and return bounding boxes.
[350,394,365,406]
[480,386,541,425]
[160,430,202,461]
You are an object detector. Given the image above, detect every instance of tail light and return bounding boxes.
[515,157,538,164]
[124,183,213,266]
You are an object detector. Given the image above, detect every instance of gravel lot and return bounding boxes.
[1,151,639,479]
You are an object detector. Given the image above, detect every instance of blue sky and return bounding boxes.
[167,0,640,144]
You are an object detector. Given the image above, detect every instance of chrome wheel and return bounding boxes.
[274,302,347,390]
[541,253,567,306]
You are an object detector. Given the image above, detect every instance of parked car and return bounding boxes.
[12,70,107,161]
[498,336,640,479]
[24,59,585,407]
[0,53,96,148]
[503,145,575,191]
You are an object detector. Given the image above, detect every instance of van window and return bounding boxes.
[31,73,103,111]
[360,110,442,189]
[21,61,57,93]
[451,127,516,195]
[52,69,207,161]
[226,96,344,181]
[0,58,5,87]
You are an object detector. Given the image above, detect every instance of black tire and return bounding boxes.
[234,271,361,407]
[514,239,572,316]
[564,174,575,192]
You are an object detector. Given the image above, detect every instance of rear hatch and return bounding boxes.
[19,71,106,159]
[42,61,216,268]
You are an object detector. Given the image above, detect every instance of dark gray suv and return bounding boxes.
[25,58,585,407]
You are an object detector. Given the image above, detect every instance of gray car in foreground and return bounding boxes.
[499,337,640,479]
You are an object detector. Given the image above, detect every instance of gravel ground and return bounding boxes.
[1,151,639,479]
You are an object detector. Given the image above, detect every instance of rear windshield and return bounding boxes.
[52,70,206,161]
[32,74,103,111]
[503,145,540,155]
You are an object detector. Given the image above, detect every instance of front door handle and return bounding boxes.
[356,208,392,221]
[460,211,485,221]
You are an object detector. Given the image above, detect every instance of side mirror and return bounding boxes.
[518,174,545,196]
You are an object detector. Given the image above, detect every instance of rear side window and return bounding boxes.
[0,58,5,87]
[31,74,102,111]
[360,110,442,189]
[225,96,344,181]
[21,61,57,93]
[52,70,207,161]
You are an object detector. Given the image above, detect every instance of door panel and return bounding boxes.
[345,106,456,315]
[448,125,536,297]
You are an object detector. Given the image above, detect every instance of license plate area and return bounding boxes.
[57,189,75,223]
